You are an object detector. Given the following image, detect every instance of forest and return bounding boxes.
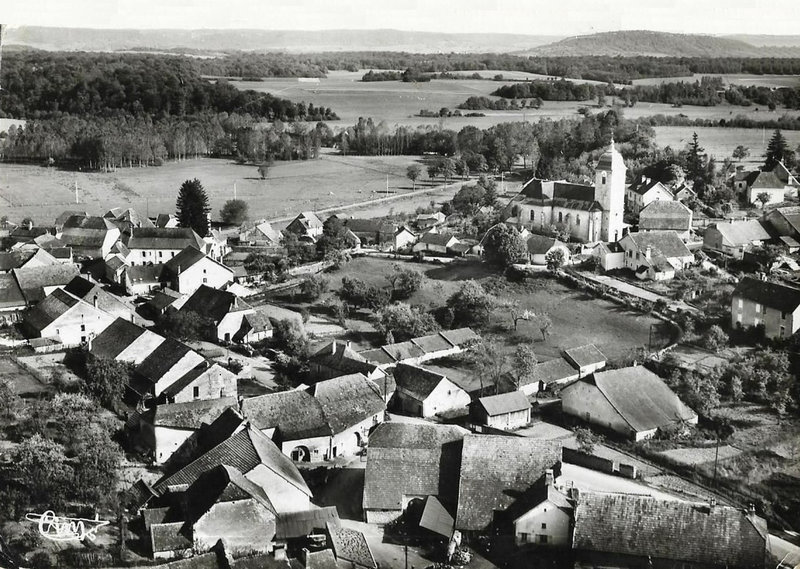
[0,52,337,121]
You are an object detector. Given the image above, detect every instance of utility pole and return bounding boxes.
[75,180,79,204]
[234,182,237,201]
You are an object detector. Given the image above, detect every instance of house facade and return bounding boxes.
[625,176,674,215]
[163,247,234,295]
[638,200,693,240]
[393,363,471,418]
[619,231,693,280]
[22,288,116,346]
[472,391,531,430]
[703,219,773,259]
[124,227,206,266]
[731,276,800,338]
[526,235,570,266]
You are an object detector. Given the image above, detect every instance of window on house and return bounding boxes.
[541,523,547,529]
[780,326,786,338]
[158,251,163,258]
[530,210,534,221]
[782,311,788,320]
[558,212,563,223]
[738,298,743,310]
[576,215,580,226]
[203,278,208,283]
[755,303,761,313]
[601,172,607,184]
[520,533,529,543]
[193,386,200,398]
[539,535,548,544]
[203,269,207,274]
[80,324,86,332]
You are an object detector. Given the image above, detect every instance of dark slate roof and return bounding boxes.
[125,264,164,285]
[180,285,250,323]
[152,397,238,429]
[343,218,396,235]
[708,220,772,246]
[310,341,377,376]
[528,358,579,387]
[12,264,80,303]
[311,374,386,433]
[419,232,457,246]
[476,391,531,416]
[438,328,480,347]
[363,422,467,511]
[410,333,455,354]
[563,344,607,368]
[359,348,396,366]
[572,493,767,567]
[0,273,26,308]
[152,425,311,498]
[162,362,235,400]
[23,288,81,332]
[235,311,274,340]
[230,554,291,569]
[455,435,562,531]
[63,276,137,319]
[185,464,276,525]
[62,215,116,231]
[327,523,377,569]
[136,338,195,385]
[750,169,785,189]
[527,234,566,255]
[565,367,697,433]
[381,341,425,362]
[520,179,596,202]
[769,206,800,236]
[125,227,204,250]
[150,521,191,554]
[55,210,89,227]
[733,276,800,313]
[90,317,146,359]
[628,177,673,198]
[625,231,692,259]
[393,363,449,401]
[164,408,247,474]
[146,289,183,312]
[276,506,340,540]
[241,390,331,440]
[0,249,55,271]
[164,245,228,275]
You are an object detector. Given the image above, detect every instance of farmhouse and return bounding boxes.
[504,142,626,243]
[703,219,773,259]
[619,231,693,280]
[526,235,570,266]
[673,181,696,203]
[139,396,239,464]
[179,285,271,343]
[625,176,674,215]
[309,340,386,383]
[13,264,80,304]
[59,215,121,258]
[0,273,26,313]
[392,363,471,418]
[123,264,165,296]
[341,218,397,247]
[731,166,793,207]
[239,220,283,247]
[162,246,234,295]
[731,276,800,338]
[124,227,206,266]
[105,207,155,234]
[285,211,324,242]
[560,366,698,441]
[90,317,166,364]
[638,200,693,240]
[572,493,768,569]
[130,338,208,400]
[155,213,179,229]
[412,231,460,255]
[362,422,467,524]
[472,391,531,430]
[160,360,238,405]
[590,241,625,272]
[526,357,580,394]
[394,226,417,251]
[455,435,562,533]
[764,205,800,242]
[62,276,142,324]
[414,212,446,230]
[0,248,58,273]
[506,470,573,548]
[21,287,117,346]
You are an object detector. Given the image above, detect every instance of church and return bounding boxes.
[504,141,626,243]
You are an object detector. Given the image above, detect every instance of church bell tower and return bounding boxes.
[594,138,626,242]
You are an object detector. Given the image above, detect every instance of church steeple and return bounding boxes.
[594,141,626,243]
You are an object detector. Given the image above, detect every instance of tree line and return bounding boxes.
[0,51,337,121]
[0,113,335,169]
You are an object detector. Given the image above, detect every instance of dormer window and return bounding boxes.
[601,172,608,185]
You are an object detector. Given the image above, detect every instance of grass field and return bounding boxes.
[0,150,459,225]
[653,126,800,162]
[632,74,800,88]
[0,358,50,397]
[322,256,669,363]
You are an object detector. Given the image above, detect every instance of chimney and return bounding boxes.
[26,219,33,230]
[709,497,716,509]
[93,294,98,308]
[644,246,651,261]
[177,264,181,275]
[545,468,554,487]
[331,339,337,355]
[748,503,756,516]
[299,548,308,566]
[346,340,351,350]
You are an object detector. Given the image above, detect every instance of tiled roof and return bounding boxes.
[476,391,531,416]
[164,408,247,474]
[343,218,396,235]
[229,554,291,569]
[363,422,466,511]
[125,227,204,250]
[159,552,223,569]
[63,276,138,320]
[565,366,697,433]
[152,397,238,429]
[527,234,565,255]
[23,288,82,332]
[625,230,692,260]
[146,289,183,312]
[12,264,80,303]
[150,521,191,554]
[241,390,331,440]
[750,169,784,189]
[419,232,457,246]
[89,317,146,360]
[62,215,116,231]
[563,344,607,368]
[528,358,579,386]
[708,220,772,247]
[311,373,385,433]
[276,506,340,540]
[359,348,396,366]
[455,435,562,531]
[520,179,596,202]
[164,246,231,276]
[125,264,164,285]
[410,333,455,354]
[438,328,480,347]
[393,363,448,401]
[733,276,800,313]
[628,177,673,198]
[0,273,25,308]
[55,210,89,227]
[572,493,767,566]
[153,425,310,497]
[639,200,692,231]
[135,338,196,384]
[180,284,250,323]
[185,464,276,525]
[0,248,57,271]
[162,361,236,400]
[327,523,377,569]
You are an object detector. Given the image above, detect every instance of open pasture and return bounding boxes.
[0,150,443,225]
[632,74,800,88]
[653,126,800,162]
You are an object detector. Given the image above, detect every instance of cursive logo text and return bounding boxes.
[25,511,110,542]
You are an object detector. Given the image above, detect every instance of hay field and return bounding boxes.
[653,126,800,162]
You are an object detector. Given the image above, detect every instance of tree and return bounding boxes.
[440,157,456,183]
[507,302,536,331]
[511,345,537,390]
[451,184,487,216]
[317,215,350,257]
[257,162,270,179]
[482,223,527,267]
[468,340,508,395]
[765,129,788,170]
[84,355,131,408]
[446,281,496,327]
[272,318,310,358]
[732,145,749,162]
[406,164,422,190]
[220,199,249,225]
[375,303,440,342]
[14,434,73,507]
[534,313,552,341]
[300,275,328,301]
[386,265,423,301]
[176,178,210,237]
[756,192,771,209]
[545,248,566,272]
[701,325,729,353]
[159,309,212,341]
[71,422,121,505]
[574,427,601,454]
[339,276,390,311]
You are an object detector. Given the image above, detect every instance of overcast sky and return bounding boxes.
[3,0,798,36]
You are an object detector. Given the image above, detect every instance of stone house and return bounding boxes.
[471,391,531,430]
[392,363,471,418]
[162,246,234,295]
[731,276,800,339]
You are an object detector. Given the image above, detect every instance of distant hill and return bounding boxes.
[2,26,562,54]
[725,34,800,48]
[522,30,800,57]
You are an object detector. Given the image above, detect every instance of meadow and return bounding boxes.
[0,150,447,225]
[653,126,800,162]
[631,73,800,88]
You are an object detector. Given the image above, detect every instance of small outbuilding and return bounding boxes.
[472,391,531,430]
